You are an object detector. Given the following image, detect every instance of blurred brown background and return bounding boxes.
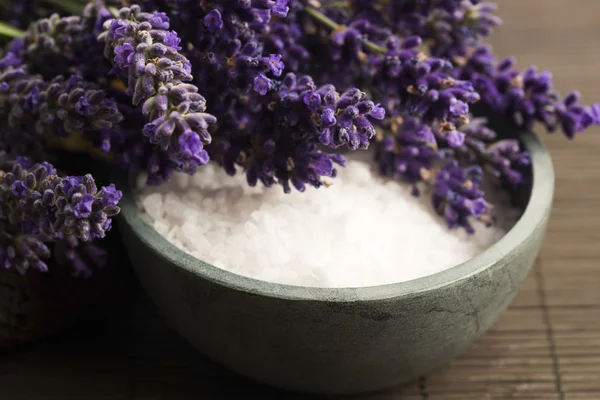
[3,0,600,399]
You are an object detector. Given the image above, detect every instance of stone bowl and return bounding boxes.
[114,130,554,395]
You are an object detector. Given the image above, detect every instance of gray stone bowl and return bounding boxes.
[114,131,554,395]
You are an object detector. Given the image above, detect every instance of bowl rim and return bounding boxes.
[116,130,554,302]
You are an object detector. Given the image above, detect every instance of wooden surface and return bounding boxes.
[2,0,600,398]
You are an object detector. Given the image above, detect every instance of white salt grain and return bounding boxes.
[152,219,170,236]
[137,159,519,288]
[164,193,186,221]
[141,193,164,221]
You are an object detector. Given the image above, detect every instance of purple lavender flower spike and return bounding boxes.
[0,233,51,275]
[432,160,489,233]
[350,0,501,58]
[54,233,109,278]
[1,157,122,243]
[448,116,497,164]
[273,74,385,151]
[160,0,293,96]
[263,22,310,72]
[0,47,123,158]
[212,69,384,193]
[376,116,438,194]
[203,10,224,34]
[124,0,384,192]
[370,36,479,128]
[459,45,600,138]
[552,91,600,139]
[0,154,121,275]
[7,7,120,84]
[439,117,530,185]
[484,139,531,185]
[99,5,217,176]
[17,14,87,78]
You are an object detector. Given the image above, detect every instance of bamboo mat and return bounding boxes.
[2,0,600,399]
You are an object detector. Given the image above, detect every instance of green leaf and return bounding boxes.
[0,22,24,39]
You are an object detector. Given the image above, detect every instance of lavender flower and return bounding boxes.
[0,47,123,158]
[2,157,121,241]
[99,5,217,176]
[349,0,501,58]
[419,1,501,57]
[215,72,383,192]
[223,136,346,194]
[273,74,386,150]
[371,35,479,127]
[483,139,531,185]
[289,7,479,130]
[432,160,489,233]
[164,0,298,107]
[54,233,109,277]
[18,13,87,78]
[459,45,600,138]
[167,0,289,47]
[111,103,177,185]
[0,154,121,275]
[1,0,599,235]
[124,1,387,192]
[376,116,439,194]
[449,116,497,163]
[263,21,310,73]
[446,117,530,185]
[0,229,51,274]
[0,0,68,32]
[5,5,116,83]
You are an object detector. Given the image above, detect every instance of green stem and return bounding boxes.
[323,1,349,7]
[303,6,387,55]
[0,22,24,39]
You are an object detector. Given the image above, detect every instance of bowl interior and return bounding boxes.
[115,130,554,302]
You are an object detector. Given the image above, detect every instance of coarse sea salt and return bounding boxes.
[137,159,520,288]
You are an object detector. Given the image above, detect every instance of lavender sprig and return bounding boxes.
[99,5,217,177]
[0,229,51,274]
[263,21,310,73]
[54,233,109,277]
[0,45,123,158]
[0,0,599,236]
[299,6,478,130]
[136,1,386,192]
[215,72,384,193]
[459,45,600,138]
[163,0,289,49]
[371,35,479,127]
[450,117,530,185]
[3,157,122,241]
[348,0,501,58]
[18,13,87,78]
[376,116,438,195]
[0,155,121,275]
[159,0,293,98]
[432,160,490,234]
[272,74,386,150]
[0,0,69,32]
